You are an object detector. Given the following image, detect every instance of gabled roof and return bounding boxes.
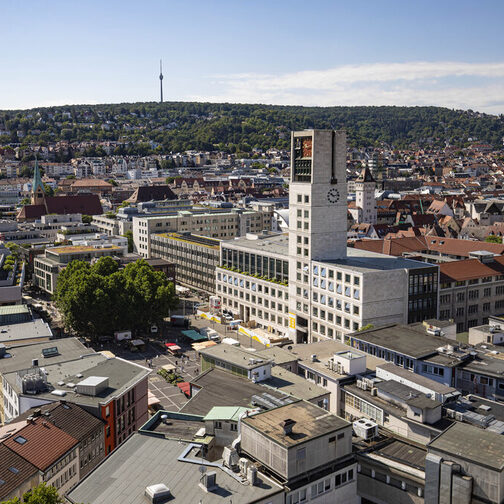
[0,444,39,500]
[45,194,103,215]
[3,417,78,471]
[16,402,104,442]
[126,185,177,203]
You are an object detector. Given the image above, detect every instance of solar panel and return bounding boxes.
[42,346,59,358]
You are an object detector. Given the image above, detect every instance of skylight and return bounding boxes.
[14,436,27,445]
[9,467,19,474]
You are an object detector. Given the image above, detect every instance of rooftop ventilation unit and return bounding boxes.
[51,390,66,397]
[353,418,378,440]
[76,376,109,396]
[199,471,217,492]
[280,418,296,435]
[144,484,171,504]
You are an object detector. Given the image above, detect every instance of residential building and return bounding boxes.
[438,253,504,332]
[0,338,150,454]
[150,233,220,292]
[17,402,105,479]
[34,243,127,294]
[3,416,79,495]
[0,443,39,502]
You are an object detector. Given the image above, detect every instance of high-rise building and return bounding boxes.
[216,129,440,343]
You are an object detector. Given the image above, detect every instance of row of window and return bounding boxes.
[286,468,354,504]
[219,288,288,312]
[219,273,288,298]
[312,265,360,285]
[441,276,502,289]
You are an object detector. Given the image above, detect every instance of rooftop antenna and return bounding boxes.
[159,59,164,104]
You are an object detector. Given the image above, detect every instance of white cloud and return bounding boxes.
[186,61,504,115]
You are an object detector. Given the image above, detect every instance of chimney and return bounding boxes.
[280,418,296,436]
[32,409,42,418]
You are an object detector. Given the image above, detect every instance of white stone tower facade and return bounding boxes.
[355,166,377,224]
[288,130,347,342]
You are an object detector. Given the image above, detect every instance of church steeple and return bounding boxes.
[31,158,46,205]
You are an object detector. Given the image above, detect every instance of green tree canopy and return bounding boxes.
[54,257,178,338]
[485,235,502,243]
[1,482,65,504]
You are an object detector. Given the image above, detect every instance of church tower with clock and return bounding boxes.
[288,129,347,263]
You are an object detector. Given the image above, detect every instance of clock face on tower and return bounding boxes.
[327,188,340,204]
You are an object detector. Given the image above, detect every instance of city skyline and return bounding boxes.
[1,0,503,114]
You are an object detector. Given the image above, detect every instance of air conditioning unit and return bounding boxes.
[247,466,258,486]
[239,457,249,475]
[353,418,378,440]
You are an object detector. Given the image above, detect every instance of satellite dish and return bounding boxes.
[199,466,207,474]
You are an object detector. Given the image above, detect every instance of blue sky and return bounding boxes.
[2,0,504,113]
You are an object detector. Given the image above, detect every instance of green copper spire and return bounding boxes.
[32,157,44,195]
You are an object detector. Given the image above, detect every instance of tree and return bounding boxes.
[20,197,31,206]
[44,184,54,197]
[123,230,134,253]
[1,482,65,504]
[81,215,93,224]
[485,235,502,243]
[54,258,178,338]
[66,174,76,180]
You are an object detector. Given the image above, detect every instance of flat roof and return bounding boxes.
[155,232,220,249]
[47,245,121,254]
[428,422,504,470]
[0,305,30,316]
[242,401,349,448]
[376,380,441,410]
[203,406,249,422]
[141,411,205,441]
[373,439,427,471]
[222,233,289,255]
[288,340,384,378]
[263,367,329,402]
[8,354,150,406]
[376,362,459,395]
[66,434,283,504]
[200,345,272,370]
[0,319,52,345]
[350,324,448,359]
[0,338,93,375]
[180,368,295,417]
[222,238,433,273]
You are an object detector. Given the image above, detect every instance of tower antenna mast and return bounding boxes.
[159,59,164,103]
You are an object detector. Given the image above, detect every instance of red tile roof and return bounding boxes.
[3,417,78,471]
[0,444,39,500]
[440,256,504,282]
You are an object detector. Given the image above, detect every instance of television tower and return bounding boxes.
[159,59,164,103]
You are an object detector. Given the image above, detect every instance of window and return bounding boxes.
[337,432,345,440]
[215,421,222,429]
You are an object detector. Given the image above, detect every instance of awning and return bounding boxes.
[192,341,217,351]
[177,381,191,397]
[165,343,181,351]
[161,364,176,372]
[148,390,160,406]
[181,330,207,342]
